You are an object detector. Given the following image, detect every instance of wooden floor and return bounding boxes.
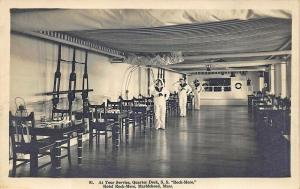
[11,106,290,177]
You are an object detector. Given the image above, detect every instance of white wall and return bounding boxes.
[187,72,260,105]
[10,33,181,117]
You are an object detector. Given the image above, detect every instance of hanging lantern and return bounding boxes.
[206,65,211,71]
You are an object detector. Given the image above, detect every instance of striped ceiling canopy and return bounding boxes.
[64,17,291,55]
[11,9,292,73]
[64,17,291,72]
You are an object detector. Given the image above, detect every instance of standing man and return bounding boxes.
[193,79,202,110]
[177,78,192,117]
[150,79,169,130]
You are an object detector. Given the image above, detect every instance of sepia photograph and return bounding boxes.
[0,1,299,189]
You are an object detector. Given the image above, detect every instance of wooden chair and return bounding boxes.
[51,108,72,164]
[121,99,137,128]
[132,97,147,127]
[9,111,55,176]
[167,93,179,116]
[89,102,114,145]
[107,99,132,133]
[187,94,193,111]
[106,99,125,145]
[142,96,154,127]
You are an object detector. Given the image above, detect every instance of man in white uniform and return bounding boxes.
[193,79,202,110]
[150,79,170,130]
[177,78,192,117]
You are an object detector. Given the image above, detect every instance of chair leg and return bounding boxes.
[143,114,146,133]
[67,137,71,164]
[30,152,38,177]
[139,116,142,128]
[12,155,17,177]
[104,130,108,147]
[89,131,93,148]
[133,118,136,128]
[50,148,55,166]
[121,119,125,133]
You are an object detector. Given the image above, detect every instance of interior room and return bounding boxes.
[8,9,292,178]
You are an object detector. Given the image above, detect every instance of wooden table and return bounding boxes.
[31,122,84,175]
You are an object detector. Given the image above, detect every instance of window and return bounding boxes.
[202,78,231,92]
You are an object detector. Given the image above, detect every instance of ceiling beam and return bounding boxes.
[184,50,291,61]
[167,59,281,69]
[266,39,291,60]
[152,65,186,75]
[184,67,266,74]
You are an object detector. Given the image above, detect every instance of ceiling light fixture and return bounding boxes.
[125,52,184,66]
[259,71,264,77]
[230,72,236,77]
[206,65,211,71]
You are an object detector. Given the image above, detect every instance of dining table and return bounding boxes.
[31,120,85,175]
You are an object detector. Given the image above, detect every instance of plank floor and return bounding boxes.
[11,106,290,177]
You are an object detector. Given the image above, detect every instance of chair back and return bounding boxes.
[267,94,276,104]
[52,108,70,121]
[9,111,35,146]
[169,93,178,99]
[106,99,122,111]
[143,96,154,107]
[121,99,134,111]
[89,102,106,123]
[274,97,284,109]
[282,97,291,110]
[132,97,145,106]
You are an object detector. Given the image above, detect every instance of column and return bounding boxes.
[281,62,287,97]
[270,65,275,94]
[138,66,141,95]
[147,67,150,96]
[259,75,264,91]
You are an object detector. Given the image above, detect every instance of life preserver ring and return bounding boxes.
[235,82,242,89]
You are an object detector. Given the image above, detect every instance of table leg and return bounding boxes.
[30,151,38,176]
[143,113,146,133]
[77,131,83,164]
